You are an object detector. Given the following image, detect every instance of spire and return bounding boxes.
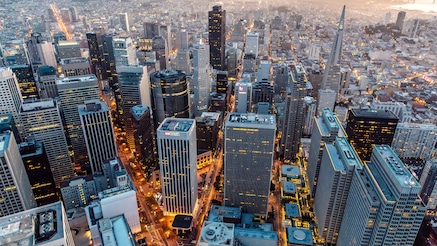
[339,5,346,30]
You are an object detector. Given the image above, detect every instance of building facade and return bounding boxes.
[157,118,198,215]
[224,113,276,217]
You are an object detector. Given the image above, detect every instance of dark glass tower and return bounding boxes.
[131,105,156,174]
[152,36,168,70]
[10,65,39,100]
[208,5,226,70]
[86,32,105,80]
[19,139,58,206]
[150,69,190,128]
[346,108,399,161]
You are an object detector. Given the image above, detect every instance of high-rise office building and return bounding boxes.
[60,57,91,77]
[0,201,75,245]
[20,99,74,185]
[113,37,136,66]
[19,139,58,207]
[314,137,362,244]
[192,43,211,117]
[175,28,189,50]
[303,96,317,136]
[0,114,19,140]
[10,65,39,101]
[307,108,346,196]
[257,60,271,81]
[101,34,117,88]
[396,11,406,29]
[391,123,437,160]
[252,79,274,105]
[245,32,259,58]
[216,71,229,94]
[60,175,97,210]
[144,22,160,39]
[320,6,345,112]
[152,36,169,70]
[37,65,58,99]
[86,32,104,79]
[234,82,252,113]
[119,13,130,32]
[224,113,276,217]
[131,105,156,173]
[196,112,221,151]
[420,159,437,214]
[346,108,399,161]
[337,145,425,246]
[150,69,190,128]
[79,100,117,174]
[57,40,82,59]
[316,88,337,116]
[208,5,226,70]
[0,67,23,141]
[0,132,36,217]
[57,75,100,166]
[117,65,151,149]
[159,24,172,52]
[174,49,191,74]
[281,63,307,161]
[274,64,289,99]
[157,118,198,215]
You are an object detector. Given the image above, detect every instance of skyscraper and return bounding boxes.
[208,5,226,70]
[346,108,398,161]
[60,57,91,77]
[131,105,156,173]
[313,137,362,244]
[20,99,74,185]
[37,65,58,99]
[420,159,437,213]
[113,37,136,66]
[57,40,82,59]
[0,67,23,141]
[86,32,104,80]
[157,118,198,215]
[57,75,100,167]
[119,13,130,32]
[10,64,39,100]
[79,100,117,174]
[337,145,425,245]
[307,108,346,196]
[281,63,307,161]
[396,11,406,30]
[252,79,274,105]
[19,139,58,207]
[245,32,259,58]
[150,69,190,128]
[320,6,345,112]
[0,132,36,217]
[192,43,211,117]
[117,65,151,149]
[224,113,276,217]
[391,123,437,160]
[234,82,252,113]
[152,36,169,70]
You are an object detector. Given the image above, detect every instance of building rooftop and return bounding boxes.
[200,112,221,121]
[99,185,133,200]
[234,227,278,241]
[287,227,313,245]
[0,202,67,245]
[285,204,300,218]
[350,108,398,120]
[99,216,135,246]
[373,145,420,189]
[199,221,234,245]
[321,108,341,132]
[56,74,97,85]
[60,174,94,188]
[131,105,149,121]
[158,118,194,132]
[59,57,89,65]
[78,100,109,114]
[21,99,56,112]
[226,113,276,127]
[151,69,184,79]
[282,165,300,178]
[172,215,193,229]
[283,181,296,194]
[0,133,11,154]
[0,114,12,124]
[208,205,242,223]
[335,137,362,170]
